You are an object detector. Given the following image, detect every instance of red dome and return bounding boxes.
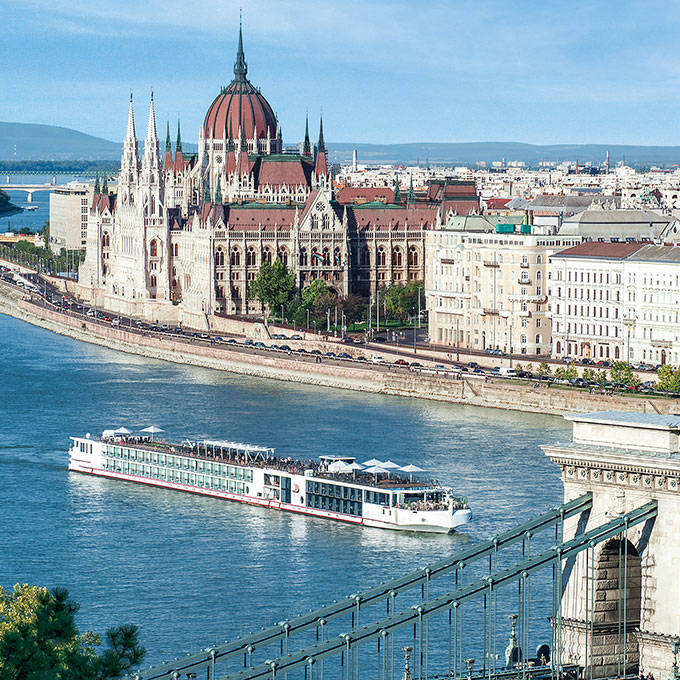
[203,79,277,141]
[203,26,277,141]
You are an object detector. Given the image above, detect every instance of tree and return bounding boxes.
[0,584,145,680]
[382,282,424,322]
[656,365,680,393]
[594,369,608,385]
[537,361,552,377]
[248,257,296,317]
[609,361,640,387]
[341,294,364,324]
[582,368,596,383]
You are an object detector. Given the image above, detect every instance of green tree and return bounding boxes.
[582,368,596,383]
[0,584,145,679]
[341,294,364,324]
[382,282,424,322]
[248,257,296,317]
[563,365,579,381]
[609,361,640,387]
[656,365,680,393]
[595,369,608,385]
[537,361,552,377]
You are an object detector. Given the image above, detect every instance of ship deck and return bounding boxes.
[85,435,445,491]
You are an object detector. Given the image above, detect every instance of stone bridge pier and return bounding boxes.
[544,411,680,678]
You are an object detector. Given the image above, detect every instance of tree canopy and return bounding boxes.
[0,584,145,680]
[381,282,424,321]
[248,257,297,314]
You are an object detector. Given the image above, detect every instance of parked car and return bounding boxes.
[226,338,238,344]
[254,341,266,348]
[355,355,367,361]
[325,352,337,358]
[434,364,447,371]
[468,362,480,369]
[410,362,423,368]
[371,355,385,364]
[245,339,254,346]
[279,345,292,351]
[394,359,408,366]
[337,352,352,359]
[290,334,303,340]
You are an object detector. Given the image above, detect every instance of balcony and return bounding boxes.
[483,260,500,267]
[520,262,530,269]
[483,308,499,315]
[518,277,531,285]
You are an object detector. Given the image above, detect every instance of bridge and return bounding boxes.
[0,181,78,202]
[131,411,680,680]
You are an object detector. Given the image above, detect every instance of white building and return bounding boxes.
[48,183,92,253]
[550,243,680,365]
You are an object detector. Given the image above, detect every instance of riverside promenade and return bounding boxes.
[0,279,675,416]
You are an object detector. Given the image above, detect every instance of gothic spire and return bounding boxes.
[233,13,248,81]
[146,92,158,146]
[303,113,311,156]
[317,115,325,154]
[407,175,415,204]
[102,175,108,194]
[176,120,182,153]
[94,173,100,194]
[215,175,222,204]
[124,92,137,145]
[165,121,171,152]
[392,176,402,204]
[203,176,211,203]
[227,121,235,151]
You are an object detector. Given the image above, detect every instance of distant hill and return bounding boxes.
[3,121,680,167]
[327,142,680,167]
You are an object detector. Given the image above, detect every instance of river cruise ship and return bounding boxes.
[68,432,471,533]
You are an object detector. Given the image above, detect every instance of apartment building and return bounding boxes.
[49,183,92,253]
[425,215,579,356]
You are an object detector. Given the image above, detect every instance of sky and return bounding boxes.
[2,0,680,147]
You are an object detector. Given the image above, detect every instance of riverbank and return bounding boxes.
[0,281,673,416]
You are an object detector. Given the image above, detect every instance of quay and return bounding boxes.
[0,276,677,417]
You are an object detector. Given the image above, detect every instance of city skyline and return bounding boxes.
[3,0,680,147]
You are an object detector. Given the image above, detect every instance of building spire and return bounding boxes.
[215,175,222,204]
[125,93,137,144]
[317,115,325,154]
[407,175,415,204]
[392,176,402,203]
[102,175,109,194]
[165,121,171,152]
[94,173,100,194]
[303,113,311,156]
[146,91,158,145]
[203,176,211,203]
[234,12,248,81]
[176,120,182,152]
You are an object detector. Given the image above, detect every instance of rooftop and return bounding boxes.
[567,410,680,430]
[551,241,645,260]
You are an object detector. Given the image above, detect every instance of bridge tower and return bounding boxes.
[544,411,680,679]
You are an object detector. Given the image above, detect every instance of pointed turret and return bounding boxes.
[164,121,173,170]
[102,175,109,194]
[141,92,161,177]
[203,176,211,204]
[392,176,402,204]
[174,120,184,172]
[407,175,415,205]
[120,93,140,193]
[215,176,222,204]
[314,115,327,179]
[302,113,311,157]
[233,14,248,82]
[94,174,101,194]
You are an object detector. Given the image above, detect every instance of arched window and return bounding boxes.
[215,248,225,266]
[312,248,320,267]
[150,275,157,288]
[377,247,386,267]
[322,247,330,265]
[556,341,562,355]
[263,248,272,265]
[300,248,308,267]
[102,232,110,248]
[408,246,419,267]
[361,248,370,266]
[247,247,256,267]
[535,334,542,345]
[520,334,527,344]
[231,247,241,266]
[279,248,288,266]
[333,247,341,267]
[392,248,402,267]
[536,255,543,264]
[150,239,158,257]
[311,215,318,230]
[322,214,330,229]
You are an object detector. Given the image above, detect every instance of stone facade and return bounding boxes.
[544,411,680,678]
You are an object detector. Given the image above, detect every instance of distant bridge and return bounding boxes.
[0,182,75,202]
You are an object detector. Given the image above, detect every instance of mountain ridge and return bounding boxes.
[2,121,680,166]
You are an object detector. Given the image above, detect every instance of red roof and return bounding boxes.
[552,242,645,259]
[203,80,277,141]
[256,157,313,188]
[347,205,437,231]
[485,198,511,209]
[335,187,394,204]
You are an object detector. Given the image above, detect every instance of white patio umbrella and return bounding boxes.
[347,462,365,470]
[399,463,426,482]
[362,458,384,467]
[363,465,389,475]
[141,425,165,441]
[328,460,353,473]
[113,427,131,435]
[380,460,401,469]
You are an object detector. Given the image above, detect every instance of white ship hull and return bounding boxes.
[68,437,471,534]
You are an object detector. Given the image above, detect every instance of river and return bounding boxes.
[0,313,571,672]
